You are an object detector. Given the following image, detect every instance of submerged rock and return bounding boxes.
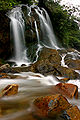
[0,73,10,79]
[0,84,18,97]
[33,94,80,119]
[62,105,80,120]
[33,94,70,118]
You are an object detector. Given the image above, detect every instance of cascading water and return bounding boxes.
[35,6,59,49]
[9,7,30,66]
[34,20,42,62]
[8,5,59,66]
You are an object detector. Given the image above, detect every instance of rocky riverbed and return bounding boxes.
[0,47,80,120]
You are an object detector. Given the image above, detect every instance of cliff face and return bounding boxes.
[0,10,11,60]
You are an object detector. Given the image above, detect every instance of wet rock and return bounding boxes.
[63,105,80,120]
[39,48,61,66]
[58,49,67,55]
[0,84,18,97]
[65,59,80,70]
[59,78,70,82]
[54,83,78,98]
[0,64,10,70]
[34,59,61,76]
[33,94,70,118]
[0,64,17,73]
[0,73,10,79]
[12,48,80,79]
[56,66,79,79]
[64,50,80,70]
[30,48,62,76]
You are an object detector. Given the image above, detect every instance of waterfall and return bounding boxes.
[35,6,59,49]
[9,7,30,66]
[8,5,59,66]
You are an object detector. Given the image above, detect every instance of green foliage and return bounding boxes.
[44,0,80,49]
[0,0,20,10]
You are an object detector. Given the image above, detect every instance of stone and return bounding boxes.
[59,78,70,82]
[0,64,17,73]
[33,94,70,118]
[34,59,61,76]
[0,73,10,79]
[39,47,61,66]
[11,48,80,80]
[65,59,80,70]
[54,83,78,99]
[0,64,10,70]
[63,105,80,120]
[0,84,18,97]
[56,66,79,79]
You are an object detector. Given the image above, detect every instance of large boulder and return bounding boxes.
[63,105,80,120]
[65,59,80,70]
[33,94,70,118]
[55,66,79,79]
[0,64,17,73]
[33,94,80,119]
[39,47,61,66]
[12,48,80,79]
[54,83,78,98]
[64,50,80,70]
[33,48,62,75]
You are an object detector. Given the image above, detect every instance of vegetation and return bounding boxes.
[0,0,38,10]
[44,0,80,49]
[0,0,20,10]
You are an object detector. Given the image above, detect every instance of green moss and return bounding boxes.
[0,0,21,10]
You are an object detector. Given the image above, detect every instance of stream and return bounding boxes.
[1,1,80,119]
[0,71,80,120]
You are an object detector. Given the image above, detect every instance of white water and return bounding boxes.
[35,7,59,49]
[9,7,30,66]
[61,54,68,67]
[8,5,59,66]
[0,71,80,120]
[0,72,59,120]
[34,21,42,62]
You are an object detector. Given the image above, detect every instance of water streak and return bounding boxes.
[34,21,42,62]
[9,7,30,66]
[35,7,59,49]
